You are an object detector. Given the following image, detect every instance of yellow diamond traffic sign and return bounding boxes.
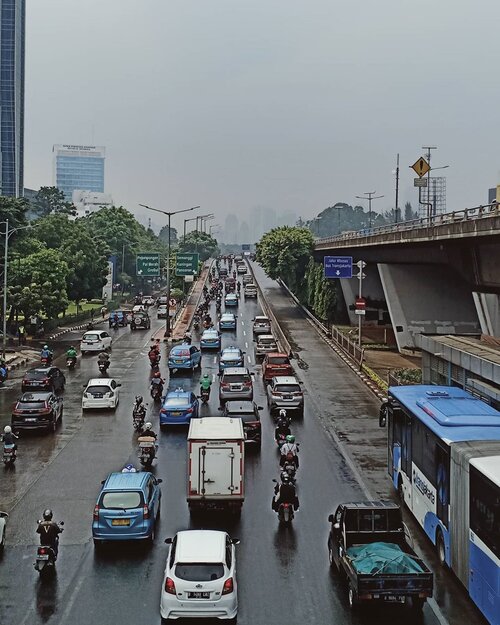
[411,157,430,178]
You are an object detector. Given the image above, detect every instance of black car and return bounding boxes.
[21,367,65,393]
[130,312,151,330]
[223,400,262,447]
[12,392,63,432]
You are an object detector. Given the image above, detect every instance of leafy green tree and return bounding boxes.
[404,201,418,221]
[0,196,28,230]
[159,225,178,245]
[9,249,70,320]
[256,226,314,295]
[177,231,220,262]
[33,186,75,217]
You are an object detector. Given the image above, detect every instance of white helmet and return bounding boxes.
[4,425,12,434]
[144,422,152,430]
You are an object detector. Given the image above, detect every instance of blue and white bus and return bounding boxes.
[381,385,500,625]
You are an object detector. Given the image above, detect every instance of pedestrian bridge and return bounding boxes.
[313,202,500,351]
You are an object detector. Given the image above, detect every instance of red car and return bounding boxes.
[262,353,293,383]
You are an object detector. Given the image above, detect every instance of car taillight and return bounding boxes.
[143,504,149,519]
[165,577,176,594]
[221,382,230,389]
[246,421,259,428]
[160,408,166,414]
[294,391,303,396]
[93,505,99,520]
[222,578,234,595]
[42,379,50,384]
[186,407,193,413]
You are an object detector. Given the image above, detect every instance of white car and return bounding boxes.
[157,304,168,319]
[142,296,155,306]
[132,304,145,313]
[82,378,121,410]
[80,330,112,354]
[0,511,8,552]
[161,530,239,621]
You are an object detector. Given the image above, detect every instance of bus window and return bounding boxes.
[470,467,500,560]
[436,444,450,528]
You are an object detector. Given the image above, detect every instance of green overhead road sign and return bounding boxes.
[136,253,160,277]
[176,253,199,277]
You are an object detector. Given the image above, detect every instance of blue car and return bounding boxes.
[219,313,237,330]
[219,346,245,372]
[200,329,221,350]
[224,293,238,307]
[92,471,162,546]
[160,388,199,426]
[168,344,202,372]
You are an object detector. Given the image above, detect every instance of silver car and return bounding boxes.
[252,316,271,336]
[219,367,254,403]
[266,376,304,415]
[255,334,278,359]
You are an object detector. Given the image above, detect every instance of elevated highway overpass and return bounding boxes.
[313,202,500,352]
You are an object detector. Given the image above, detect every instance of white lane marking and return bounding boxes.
[245,342,248,349]
[213,356,217,364]
[241,320,244,326]
[212,373,215,381]
[247,355,252,364]
[243,330,246,336]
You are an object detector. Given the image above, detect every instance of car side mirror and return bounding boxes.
[231,538,240,545]
[379,402,388,427]
[250,372,255,376]
[272,478,277,483]
[328,514,334,523]
[218,407,223,411]
[257,405,263,410]
[156,478,163,484]
[101,480,105,485]
[59,521,65,526]
[242,351,246,355]
[164,537,173,544]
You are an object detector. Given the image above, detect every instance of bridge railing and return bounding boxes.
[315,201,500,245]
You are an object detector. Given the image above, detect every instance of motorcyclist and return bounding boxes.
[200,373,212,398]
[272,473,299,511]
[150,371,164,396]
[141,422,157,439]
[148,347,160,365]
[280,434,299,468]
[66,346,77,363]
[183,331,192,345]
[133,395,146,417]
[36,509,63,558]
[274,414,291,443]
[237,282,241,294]
[111,312,119,327]
[40,345,53,364]
[97,351,110,366]
[1,425,18,450]
[0,363,7,382]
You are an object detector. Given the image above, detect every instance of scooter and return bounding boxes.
[277,502,294,525]
[3,443,16,467]
[66,357,77,370]
[137,437,157,467]
[40,355,52,367]
[150,384,163,402]
[132,407,146,432]
[98,361,110,375]
[34,522,64,576]
[193,317,200,331]
[200,388,210,404]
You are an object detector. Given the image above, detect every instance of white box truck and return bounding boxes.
[187,417,245,516]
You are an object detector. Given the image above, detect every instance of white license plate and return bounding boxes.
[188,592,210,599]
[37,554,49,560]
[25,418,37,422]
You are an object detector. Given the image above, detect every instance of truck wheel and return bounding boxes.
[348,584,358,610]
[436,529,446,567]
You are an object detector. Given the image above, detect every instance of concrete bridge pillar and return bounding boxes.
[473,292,500,336]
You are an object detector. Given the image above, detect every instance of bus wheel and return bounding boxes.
[436,529,446,567]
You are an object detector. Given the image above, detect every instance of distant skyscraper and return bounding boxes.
[0,0,25,197]
[53,144,105,200]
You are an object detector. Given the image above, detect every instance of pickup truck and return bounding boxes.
[327,501,433,612]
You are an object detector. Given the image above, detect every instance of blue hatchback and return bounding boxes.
[219,313,237,330]
[200,329,221,350]
[219,346,245,372]
[168,344,201,372]
[160,388,199,426]
[92,471,162,546]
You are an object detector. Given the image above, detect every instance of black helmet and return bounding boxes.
[135,395,143,404]
[43,509,53,521]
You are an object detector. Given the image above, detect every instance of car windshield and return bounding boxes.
[224,374,249,383]
[269,357,289,365]
[222,352,240,360]
[17,401,46,409]
[255,318,269,324]
[275,384,300,393]
[175,563,224,582]
[204,332,217,338]
[83,333,100,341]
[221,315,234,321]
[165,397,190,407]
[86,385,111,394]
[101,491,142,509]
[26,370,50,380]
[173,349,189,357]
[258,338,276,345]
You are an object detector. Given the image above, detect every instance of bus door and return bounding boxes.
[436,444,450,528]
[401,414,412,479]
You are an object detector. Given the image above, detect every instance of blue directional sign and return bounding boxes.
[324,256,353,279]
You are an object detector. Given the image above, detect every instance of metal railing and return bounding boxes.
[314,201,500,245]
[330,325,364,364]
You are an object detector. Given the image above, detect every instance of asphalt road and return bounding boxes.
[0,266,483,625]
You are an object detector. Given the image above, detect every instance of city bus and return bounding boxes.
[380,385,500,625]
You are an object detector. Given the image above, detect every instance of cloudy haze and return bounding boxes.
[26,0,500,228]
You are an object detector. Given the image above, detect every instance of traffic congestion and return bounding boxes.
[0,257,482,625]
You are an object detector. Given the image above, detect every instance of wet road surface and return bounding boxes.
[0,267,484,625]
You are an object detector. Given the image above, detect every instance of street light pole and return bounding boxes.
[356,192,385,229]
[140,204,199,338]
[209,224,220,236]
[184,216,198,239]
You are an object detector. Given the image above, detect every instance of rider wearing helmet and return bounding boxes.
[40,344,53,364]
[141,422,157,439]
[1,425,18,449]
[200,373,212,398]
[272,472,299,511]
[97,350,110,363]
[133,395,146,417]
[66,345,77,361]
[36,509,63,557]
[280,434,299,468]
[274,414,291,442]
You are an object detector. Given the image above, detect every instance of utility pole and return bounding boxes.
[394,154,400,223]
[356,260,367,349]
[421,146,437,219]
[356,192,384,229]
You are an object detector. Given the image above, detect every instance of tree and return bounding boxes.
[177,231,220,262]
[9,249,70,320]
[159,225,178,245]
[33,186,76,217]
[0,196,28,230]
[256,226,314,295]
[404,201,418,221]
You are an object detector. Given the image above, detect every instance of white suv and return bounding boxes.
[161,530,239,621]
[80,330,112,354]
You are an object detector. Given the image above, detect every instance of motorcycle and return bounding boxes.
[132,405,146,432]
[137,436,157,467]
[40,355,52,367]
[3,442,16,467]
[200,388,210,404]
[34,522,64,576]
[151,383,163,402]
[277,502,295,524]
[112,320,119,331]
[66,357,77,370]
[275,433,287,451]
[193,317,200,331]
[149,354,160,369]
[281,458,297,484]
[98,361,110,375]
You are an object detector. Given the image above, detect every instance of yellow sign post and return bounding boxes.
[411,157,430,178]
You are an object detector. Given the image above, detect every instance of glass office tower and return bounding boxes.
[53,145,105,200]
[0,0,25,197]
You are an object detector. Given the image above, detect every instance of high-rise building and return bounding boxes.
[0,0,25,197]
[53,144,105,200]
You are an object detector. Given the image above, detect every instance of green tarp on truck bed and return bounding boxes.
[346,542,425,574]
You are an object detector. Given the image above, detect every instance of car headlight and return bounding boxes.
[107,391,114,398]
[83,392,89,398]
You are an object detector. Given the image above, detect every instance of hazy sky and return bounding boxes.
[26,0,500,227]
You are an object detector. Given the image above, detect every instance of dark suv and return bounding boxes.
[21,367,65,393]
[223,401,262,448]
[12,392,63,432]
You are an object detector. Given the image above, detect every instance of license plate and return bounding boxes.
[37,554,49,561]
[231,386,242,391]
[174,359,184,364]
[384,595,404,602]
[171,412,182,416]
[111,518,130,526]
[188,592,210,599]
[283,395,293,400]
[93,394,103,398]
[25,418,37,422]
